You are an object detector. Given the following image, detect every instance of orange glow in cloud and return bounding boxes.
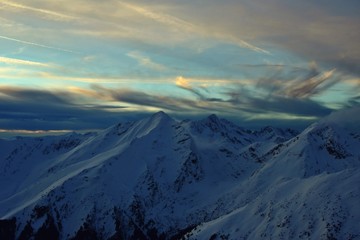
[175,76,191,89]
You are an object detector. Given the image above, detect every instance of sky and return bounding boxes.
[0,0,359,134]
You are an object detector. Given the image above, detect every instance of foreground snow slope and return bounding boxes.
[0,110,359,240]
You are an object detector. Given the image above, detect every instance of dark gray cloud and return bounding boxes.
[0,85,230,132]
[252,63,340,99]
[91,85,240,117]
[227,93,332,117]
[94,64,338,122]
[223,64,339,117]
[0,80,345,133]
[0,86,144,131]
[91,84,192,112]
[284,71,338,99]
[176,85,206,100]
[343,95,360,108]
[168,0,360,76]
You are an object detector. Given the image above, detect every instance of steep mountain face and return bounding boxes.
[0,111,359,240]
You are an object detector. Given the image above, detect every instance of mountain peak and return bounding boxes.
[138,111,173,133]
[152,110,167,117]
[191,114,224,133]
[149,111,172,122]
[207,114,219,122]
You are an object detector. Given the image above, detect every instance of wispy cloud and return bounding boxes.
[1,0,77,22]
[250,62,342,100]
[175,76,206,99]
[1,1,269,55]
[285,69,337,98]
[119,1,268,54]
[0,56,51,67]
[0,65,209,85]
[0,35,78,54]
[345,78,360,86]
[0,0,357,131]
[0,129,72,134]
[0,67,140,84]
[90,83,335,121]
[127,51,167,71]
[90,84,194,112]
[119,2,196,33]
[227,91,333,118]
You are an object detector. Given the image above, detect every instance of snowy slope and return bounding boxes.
[0,110,359,240]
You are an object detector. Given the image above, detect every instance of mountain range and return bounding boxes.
[0,110,359,240]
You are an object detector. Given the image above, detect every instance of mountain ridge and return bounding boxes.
[0,110,359,240]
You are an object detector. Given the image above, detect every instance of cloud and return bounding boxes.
[90,82,334,120]
[118,1,268,53]
[0,86,81,106]
[127,51,167,71]
[0,35,78,54]
[175,76,205,99]
[2,0,358,75]
[251,62,342,99]
[1,0,77,22]
[0,67,143,84]
[0,129,72,135]
[233,94,333,117]
[0,86,133,130]
[0,56,51,67]
[119,2,196,33]
[320,105,360,132]
[155,0,359,74]
[284,69,337,98]
[0,83,339,132]
[1,0,270,59]
[0,0,358,131]
[175,76,191,89]
[0,84,215,131]
[91,84,196,112]
[222,63,339,118]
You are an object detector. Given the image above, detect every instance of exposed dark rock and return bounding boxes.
[0,218,16,240]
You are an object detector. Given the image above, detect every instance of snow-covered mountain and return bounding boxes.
[0,111,359,240]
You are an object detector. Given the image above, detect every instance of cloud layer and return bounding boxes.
[0,0,359,132]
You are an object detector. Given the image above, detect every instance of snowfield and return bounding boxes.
[0,110,359,240]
